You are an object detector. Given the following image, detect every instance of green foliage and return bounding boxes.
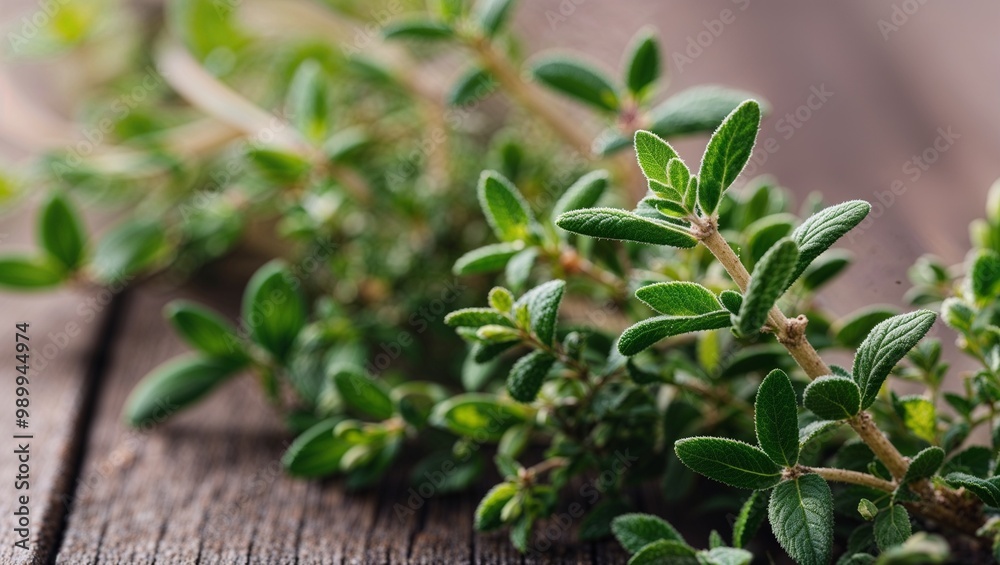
[874,505,912,551]
[38,192,87,270]
[853,311,936,409]
[530,56,620,112]
[803,375,861,420]
[735,238,799,336]
[618,311,731,356]
[622,28,659,98]
[165,301,245,361]
[674,437,782,490]
[768,474,833,565]
[123,354,244,427]
[788,201,871,287]
[556,207,697,247]
[241,260,307,362]
[0,256,66,289]
[755,369,800,467]
[697,100,761,214]
[610,513,685,553]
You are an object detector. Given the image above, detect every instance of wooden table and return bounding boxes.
[2,1,1000,563]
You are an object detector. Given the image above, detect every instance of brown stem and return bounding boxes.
[803,466,895,493]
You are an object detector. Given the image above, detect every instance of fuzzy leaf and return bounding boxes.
[674,437,782,490]
[902,447,944,485]
[552,170,609,218]
[478,171,535,242]
[634,130,678,185]
[698,100,761,214]
[516,279,565,345]
[898,395,936,443]
[610,513,685,554]
[627,540,698,564]
[475,482,518,531]
[124,354,243,427]
[735,238,799,336]
[768,474,834,565]
[446,308,514,329]
[667,159,691,199]
[755,369,800,467]
[623,28,659,97]
[719,290,743,315]
[531,56,620,112]
[0,255,66,289]
[453,242,523,274]
[853,311,937,409]
[699,547,753,565]
[473,0,516,37]
[971,249,1000,302]
[789,201,871,286]
[241,260,306,362]
[873,505,911,551]
[943,473,1000,506]
[732,490,769,548]
[802,251,851,291]
[618,311,732,356]
[504,247,537,290]
[635,282,722,316]
[333,370,394,419]
[803,375,861,420]
[556,208,696,247]
[506,350,555,402]
[38,192,86,270]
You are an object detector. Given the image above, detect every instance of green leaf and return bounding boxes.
[506,350,555,402]
[635,282,722,316]
[478,171,535,242]
[648,86,764,140]
[446,307,514,329]
[699,547,753,565]
[875,533,949,564]
[282,419,347,477]
[835,306,900,349]
[333,370,394,419]
[858,498,879,521]
[803,375,861,420]
[165,300,245,360]
[453,242,524,275]
[732,490,769,548]
[801,251,851,291]
[246,148,311,183]
[873,505,911,551]
[475,482,518,531]
[698,100,761,214]
[241,260,306,362]
[634,130,678,185]
[510,515,532,552]
[743,214,795,268]
[901,447,944,484]
[853,311,936,409]
[971,249,1000,302]
[552,170,609,218]
[473,0,516,37]
[516,279,565,345]
[627,540,698,565]
[91,219,167,282]
[556,208,696,248]
[944,472,1000,506]
[674,437,782,490]
[641,196,686,217]
[382,18,454,40]
[504,247,537,291]
[0,255,66,289]
[667,159,691,200]
[38,192,86,270]
[735,238,799,336]
[755,369,800,467]
[286,60,330,142]
[623,28,659,97]
[447,66,496,106]
[430,393,526,440]
[898,395,936,443]
[618,312,732,356]
[610,513,685,553]
[768,474,834,565]
[719,290,743,315]
[123,354,243,427]
[789,201,871,286]
[530,55,620,112]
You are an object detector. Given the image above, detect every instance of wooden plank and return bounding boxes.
[0,206,119,565]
